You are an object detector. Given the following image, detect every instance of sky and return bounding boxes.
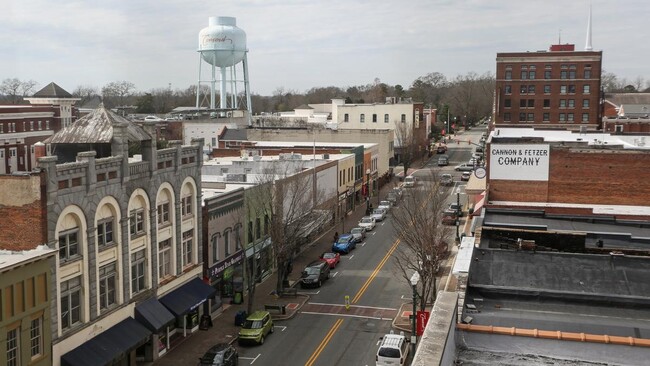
[2,0,649,96]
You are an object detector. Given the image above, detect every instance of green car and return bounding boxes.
[238,311,274,345]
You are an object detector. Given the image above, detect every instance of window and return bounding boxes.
[560,71,567,79]
[157,202,170,226]
[559,113,566,121]
[181,195,192,217]
[234,226,242,250]
[248,221,253,243]
[30,121,34,131]
[30,317,43,359]
[519,113,526,121]
[559,100,567,108]
[131,250,146,294]
[264,214,269,235]
[544,70,551,79]
[520,85,527,94]
[583,99,590,108]
[99,263,117,310]
[97,219,114,248]
[527,99,534,108]
[255,217,261,239]
[544,85,551,94]
[519,99,527,108]
[527,113,534,122]
[61,276,82,330]
[560,85,567,94]
[503,113,511,121]
[211,137,217,146]
[528,85,535,94]
[7,327,20,366]
[568,113,574,122]
[46,120,50,129]
[543,99,550,108]
[344,113,349,122]
[504,99,511,108]
[182,230,193,267]
[159,239,172,279]
[129,209,145,238]
[529,71,536,79]
[372,114,377,123]
[59,229,80,261]
[583,85,591,94]
[360,114,365,123]
[384,114,389,123]
[38,121,42,130]
[504,85,512,94]
[224,230,230,256]
[520,71,528,79]
[400,114,406,123]
[543,113,550,122]
[584,69,592,78]
[568,99,575,108]
[505,70,512,80]
[568,85,576,94]
[211,235,219,262]
[582,113,589,122]
[569,70,576,79]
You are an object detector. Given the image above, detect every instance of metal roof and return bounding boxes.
[32,82,72,98]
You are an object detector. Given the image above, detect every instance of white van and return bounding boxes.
[403,175,416,188]
[376,331,409,366]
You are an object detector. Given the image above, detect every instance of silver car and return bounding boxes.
[371,208,387,222]
[378,200,391,212]
[358,216,376,231]
[350,227,366,243]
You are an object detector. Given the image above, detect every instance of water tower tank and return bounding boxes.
[198,16,247,67]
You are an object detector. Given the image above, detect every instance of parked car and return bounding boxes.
[371,208,387,222]
[301,260,331,287]
[454,163,475,171]
[238,311,274,345]
[378,200,391,212]
[144,115,162,121]
[461,172,471,181]
[440,173,453,186]
[376,331,410,366]
[319,252,341,269]
[448,202,463,217]
[198,343,238,366]
[350,227,366,243]
[442,209,458,225]
[358,216,376,231]
[403,175,416,188]
[332,234,357,254]
[475,146,484,153]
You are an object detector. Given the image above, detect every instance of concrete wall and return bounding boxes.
[0,174,47,250]
[411,292,458,366]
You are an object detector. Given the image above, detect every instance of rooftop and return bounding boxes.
[0,245,57,272]
[490,127,650,149]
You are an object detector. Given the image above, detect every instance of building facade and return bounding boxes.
[494,44,602,130]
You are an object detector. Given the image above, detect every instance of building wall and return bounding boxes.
[0,254,55,366]
[494,48,602,129]
[488,144,650,206]
[602,118,650,134]
[0,174,47,250]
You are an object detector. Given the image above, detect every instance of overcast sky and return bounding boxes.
[2,0,648,96]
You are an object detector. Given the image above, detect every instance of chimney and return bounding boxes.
[34,141,46,160]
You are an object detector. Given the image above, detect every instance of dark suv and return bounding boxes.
[301,260,331,288]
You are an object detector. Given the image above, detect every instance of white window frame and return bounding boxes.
[97,218,114,248]
[131,250,146,294]
[59,229,80,261]
[129,209,145,238]
[181,196,192,217]
[157,201,170,226]
[60,276,82,330]
[30,317,43,360]
[7,326,20,366]
[182,230,193,267]
[159,239,172,280]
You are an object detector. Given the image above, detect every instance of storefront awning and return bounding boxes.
[61,317,151,366]
[135,297,176,332]
[245,237,272,258]
[159,277,217,317]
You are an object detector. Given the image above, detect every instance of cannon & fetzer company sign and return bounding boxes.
[489,144,550,181]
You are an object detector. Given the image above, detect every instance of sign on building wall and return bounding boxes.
[489,144,550,181]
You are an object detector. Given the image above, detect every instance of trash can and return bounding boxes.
[199,314,212,330]
[235,310,247,326]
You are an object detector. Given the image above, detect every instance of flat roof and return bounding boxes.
[0,245,56,271]
[490,127,650,150]
[248,140,377,149]
[488,200,650,216]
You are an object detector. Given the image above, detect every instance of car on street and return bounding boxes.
[332,234,357,254]
[238,311,274,345]
[461,172,471,181]
[378,200,391,212]
[319,252,340,269]
[371,208,387,222]
[440,173,453,186]
[437,155,449,166]
[454,163,475,172]
[144,115,162,121]
[350,227,366,243]
[198,343,238,366]
[301,260,331,287]
[448,202,463,217]
[358,216,376,231]
[403,175,416,188]
[441,209,458,225]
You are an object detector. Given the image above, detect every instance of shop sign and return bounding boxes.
[209,250,244,278]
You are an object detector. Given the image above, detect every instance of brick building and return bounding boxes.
[494,44,602,130]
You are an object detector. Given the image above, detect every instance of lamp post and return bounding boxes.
[410,272,420,356]
[366,168,371,215]
[455,187,461,243]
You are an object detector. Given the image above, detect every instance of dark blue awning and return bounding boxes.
[159,277,217,317]
[135,297,176,332]
[61,317,151,366]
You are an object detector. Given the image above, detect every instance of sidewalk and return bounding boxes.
[152,180,399,365]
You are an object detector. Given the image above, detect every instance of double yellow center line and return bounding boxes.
[304,238,401,366]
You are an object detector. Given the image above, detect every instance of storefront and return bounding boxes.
[207,249,244,314]
[134,297,176,361]
[245,237,273,289]
[159,277,217,341]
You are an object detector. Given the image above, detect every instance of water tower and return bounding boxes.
[197,16,252,124]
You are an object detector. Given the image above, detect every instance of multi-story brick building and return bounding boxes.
[2,106,209,365]
[494,44,602,130]
[0,82,79,174]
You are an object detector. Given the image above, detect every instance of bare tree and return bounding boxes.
[394,118,420,178]
[72,85,100,106]
[101,80,136,108]
[0,78,38,104]
[390,174,451,310]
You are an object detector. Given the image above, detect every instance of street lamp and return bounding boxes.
[366,168,371,215]
[455,187,461,243]
[410,272,420,356]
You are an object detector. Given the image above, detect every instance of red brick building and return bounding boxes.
[494,44,602,130]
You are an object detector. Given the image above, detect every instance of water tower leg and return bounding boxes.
[211,62,216,110]
[243,54,253,126]
[196,54,203,109]
[220,67,227,112]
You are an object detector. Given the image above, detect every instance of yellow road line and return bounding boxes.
[304,318,344,366]
[351,238,400,304]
